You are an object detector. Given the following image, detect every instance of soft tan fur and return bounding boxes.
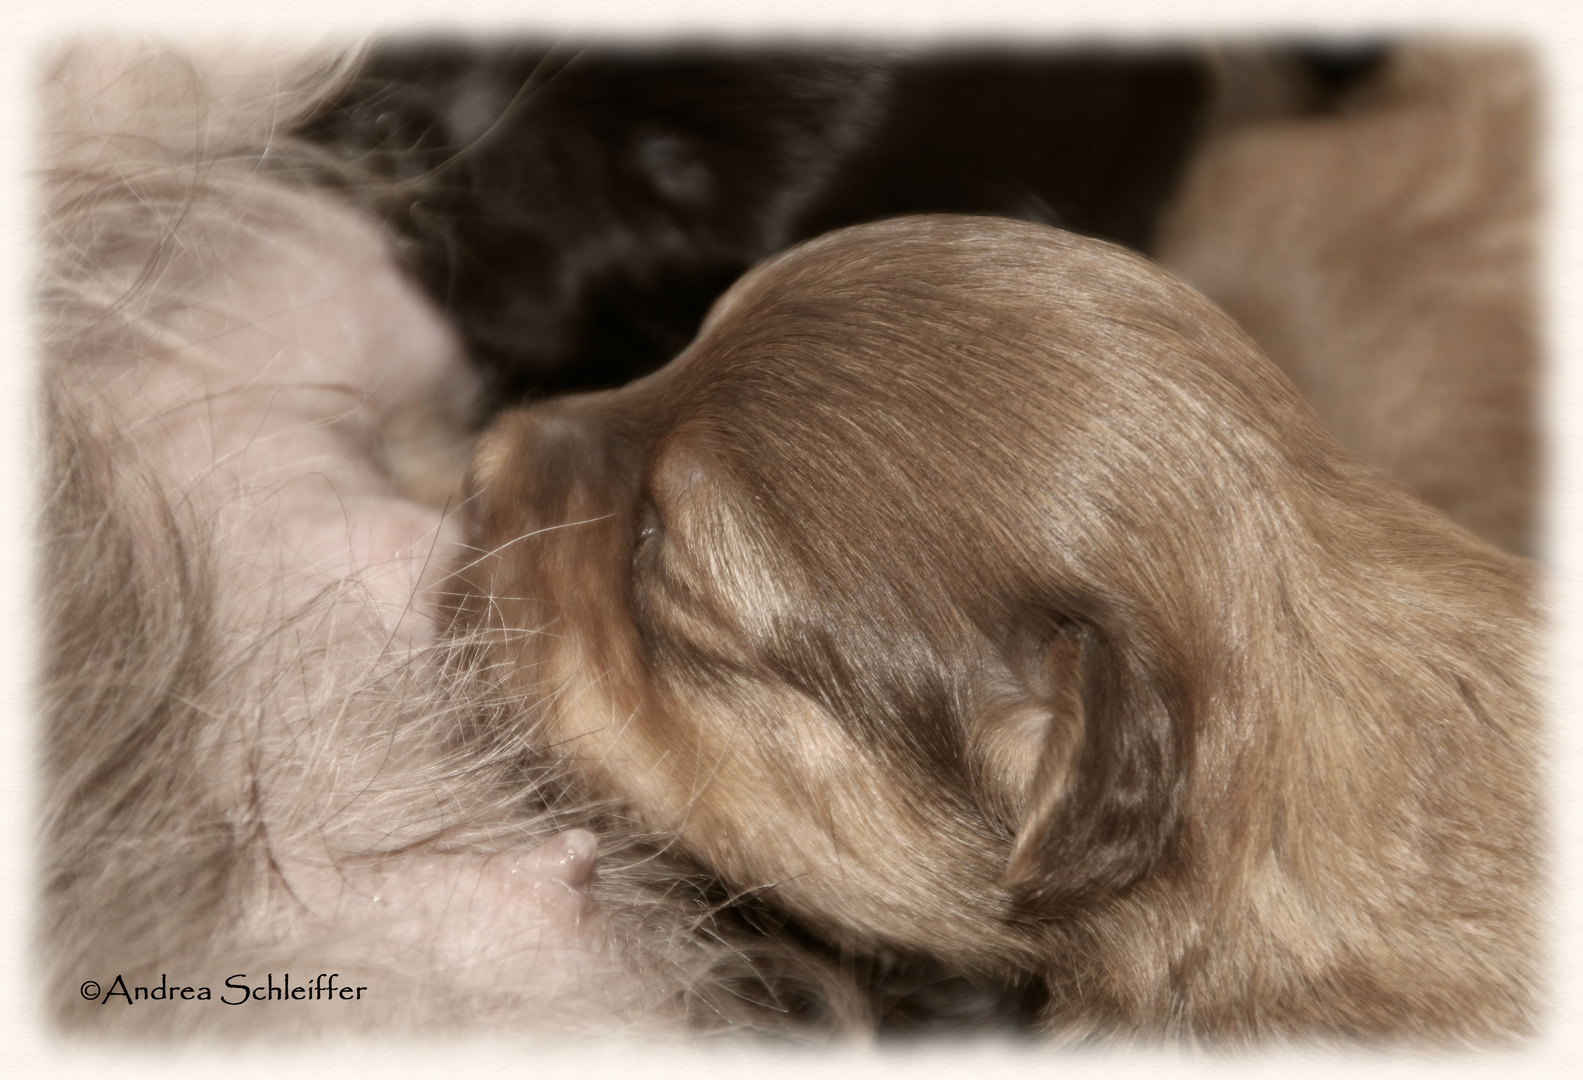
[454,214,1541,1043]
[1156,42,1539,556]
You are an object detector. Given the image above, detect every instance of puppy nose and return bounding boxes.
[466,416,525,504]
[465,401,634,532]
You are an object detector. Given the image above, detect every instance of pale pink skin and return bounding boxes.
[104,192,472,646]
[331,830,608,990]
[86,186,646,1014]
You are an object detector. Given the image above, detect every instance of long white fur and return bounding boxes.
[37,40,760,1039]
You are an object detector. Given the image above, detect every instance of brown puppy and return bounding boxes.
[1156,42,1539,556]
[454,214,1540,1043]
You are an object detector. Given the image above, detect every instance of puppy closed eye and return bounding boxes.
[635,447,719,579]
[631,498,697,623]
[634,502,664,554]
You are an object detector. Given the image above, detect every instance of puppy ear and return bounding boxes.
[982,618,1186,910]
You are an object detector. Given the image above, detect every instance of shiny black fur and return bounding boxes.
[298,43,1214,406]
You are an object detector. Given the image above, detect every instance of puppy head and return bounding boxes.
[452,216,1341,966]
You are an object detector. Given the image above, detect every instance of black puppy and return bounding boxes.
[299,43,1220,404]
[301,42,1388,407]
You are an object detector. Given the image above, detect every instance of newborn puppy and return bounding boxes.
[1156,43,1538,556]
[453,215,1539,1042]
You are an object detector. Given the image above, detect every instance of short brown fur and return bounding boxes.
[454,214,1540,1043]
